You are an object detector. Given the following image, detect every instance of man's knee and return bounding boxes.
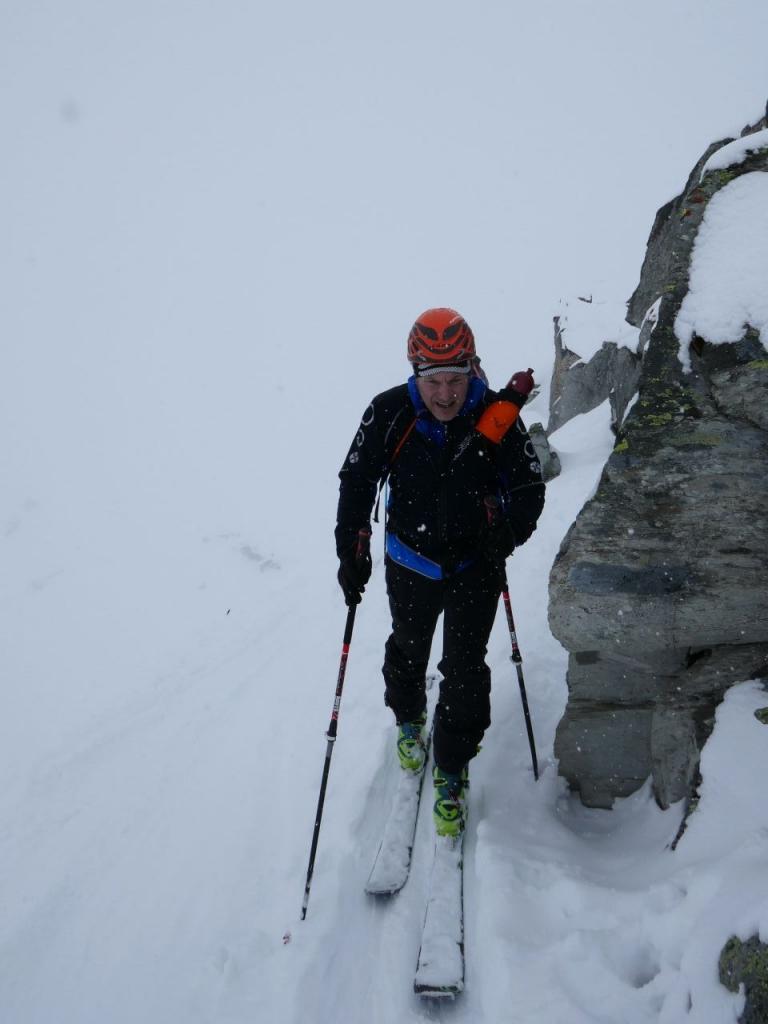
[437,674,491,729]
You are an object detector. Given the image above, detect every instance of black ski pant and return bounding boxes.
[382,556,501,775]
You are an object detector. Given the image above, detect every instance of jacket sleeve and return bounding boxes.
[335,397,388,557]
[494,415,545,545]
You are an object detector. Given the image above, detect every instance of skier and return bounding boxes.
[336,308,545,838]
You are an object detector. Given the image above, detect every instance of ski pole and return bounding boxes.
[500,581,539,780]
[301,528,371,920]
[484,497,539,780]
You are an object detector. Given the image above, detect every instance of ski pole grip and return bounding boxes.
[356,528,371,562]
[484,494,500,528]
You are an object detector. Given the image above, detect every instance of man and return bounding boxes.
[335,308,545,837]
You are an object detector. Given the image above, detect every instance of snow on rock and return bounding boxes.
[638,296,663,354]
[675,172,768,371]
[547,298,641,434]
[700,127,768,178]
[556,295,640,363]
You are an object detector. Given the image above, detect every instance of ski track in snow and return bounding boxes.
[0,553,343,1023]
[4,398,765,1023]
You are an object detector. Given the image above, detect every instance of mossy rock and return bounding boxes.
[667,432,722,448]
[754,707,768,725]
[712,168,739,187]
[719,936,768,1023]
[643,412,676,428]
[635,382,699,431]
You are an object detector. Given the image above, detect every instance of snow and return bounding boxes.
[556,295,641,363]
[641,297,664,341]
[2,2,768,1022]
[547,399,616,502]
[700,128,768,178]
[414,835,465,995]
[365,744,430,895]
[675,173,768,371]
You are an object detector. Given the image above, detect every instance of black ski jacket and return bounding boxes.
[336,381,545,568]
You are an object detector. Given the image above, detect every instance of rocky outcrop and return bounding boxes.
[719,935,768,1024]
[527,422,561,481]
[547,315,641,436]
[549,117,768,810]
[627,102,768,329]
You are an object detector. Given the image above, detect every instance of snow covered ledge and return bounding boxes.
[675,171,768,374]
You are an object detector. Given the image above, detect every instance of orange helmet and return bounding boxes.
[407,308,476,366]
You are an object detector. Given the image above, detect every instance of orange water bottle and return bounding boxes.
[475,368,535,444]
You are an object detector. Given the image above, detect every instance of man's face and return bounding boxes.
[416,372,470,422]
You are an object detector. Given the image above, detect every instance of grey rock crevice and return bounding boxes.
[547,316,642,437]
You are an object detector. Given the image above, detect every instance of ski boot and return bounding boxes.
[396,711,428,773]
[433,764,469,838]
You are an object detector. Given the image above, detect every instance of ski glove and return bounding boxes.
[508,368,535,397]
[479,519,517,568]
[337,545,372,607]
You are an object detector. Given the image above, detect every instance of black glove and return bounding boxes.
[480,519,516,567]
[337,544,372,607]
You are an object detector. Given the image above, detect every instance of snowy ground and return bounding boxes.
[4,400,767,1024]
[3,3,768,1022]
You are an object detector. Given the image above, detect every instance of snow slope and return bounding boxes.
[2,3,768,1022]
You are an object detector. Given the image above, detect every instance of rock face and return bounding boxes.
[547,315,642,436]
[527,422,561,481]
[549,120,768,810]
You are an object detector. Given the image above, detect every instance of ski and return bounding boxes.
[365,727,432,896]
[414,834,465,998]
